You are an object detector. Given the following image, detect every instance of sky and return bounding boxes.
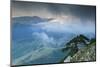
[11,1,96,22]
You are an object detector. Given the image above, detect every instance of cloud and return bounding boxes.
[32,32,56,47]
[34,17,95,34]
[12,1,96,22]
[30,17,95,48]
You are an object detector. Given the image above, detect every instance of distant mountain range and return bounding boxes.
[12,16,53,24]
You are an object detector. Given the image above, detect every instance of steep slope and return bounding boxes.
[70,41,96,62]
[60,35,96,63]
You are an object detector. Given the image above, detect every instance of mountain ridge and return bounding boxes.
[12,16,54,24]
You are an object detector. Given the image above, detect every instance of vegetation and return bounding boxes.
[60,34,96,63]
[70,41,96,62]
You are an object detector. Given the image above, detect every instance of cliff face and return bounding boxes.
[70,42,96,62]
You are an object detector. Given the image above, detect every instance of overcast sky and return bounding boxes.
[11,1,96,22]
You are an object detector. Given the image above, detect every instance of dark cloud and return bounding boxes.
[12,1,96,22]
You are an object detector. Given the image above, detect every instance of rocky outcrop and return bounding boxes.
[61,34,96,63]
[70,41,96,62]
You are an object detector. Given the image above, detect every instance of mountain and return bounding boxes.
[60,34,96,63]
[13,16,44,23]
[62,34,90,53]
[70,40,96,62]
[12,47,66,65]
[12,16,53,24]
[12,16,96,65]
